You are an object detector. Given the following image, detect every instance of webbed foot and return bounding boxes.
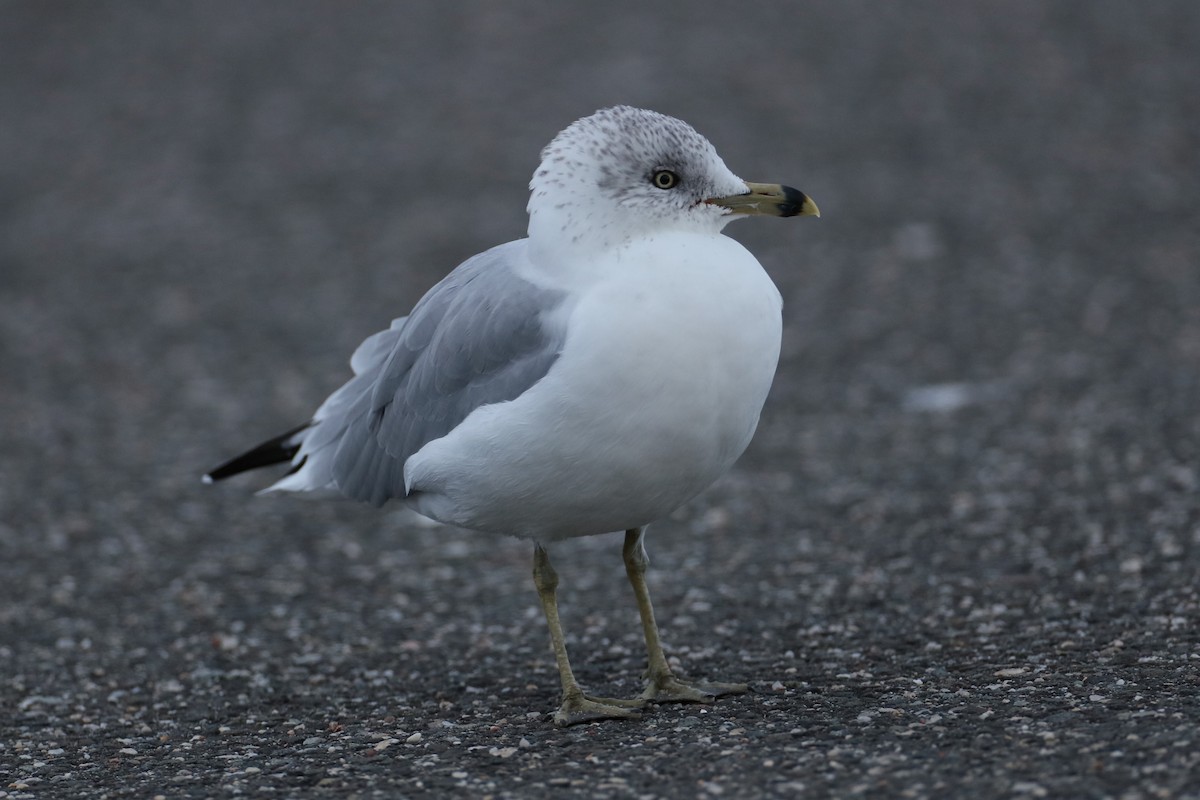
[642,673,748,704]
[553,690,645,727]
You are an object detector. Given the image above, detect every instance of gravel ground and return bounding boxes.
[3,1,1199,797]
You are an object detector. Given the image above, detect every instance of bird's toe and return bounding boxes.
[552,693,644,727]
[642,674,749,704]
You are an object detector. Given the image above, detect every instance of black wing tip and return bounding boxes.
[203,422,311,484]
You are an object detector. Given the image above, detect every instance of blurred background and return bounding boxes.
[2,1,1198,794]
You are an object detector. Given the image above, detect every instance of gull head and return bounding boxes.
[527,106,817,258]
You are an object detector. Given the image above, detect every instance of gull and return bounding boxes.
[204,106,819,726]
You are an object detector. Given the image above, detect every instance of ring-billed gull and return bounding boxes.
[205,106,819,726]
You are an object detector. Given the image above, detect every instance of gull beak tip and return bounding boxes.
[778,185,820,218]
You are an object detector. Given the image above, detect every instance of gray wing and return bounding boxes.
[293,239,566,507]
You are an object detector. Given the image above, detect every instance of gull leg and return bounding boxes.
[623,528,748,703]
[532,544,643,726]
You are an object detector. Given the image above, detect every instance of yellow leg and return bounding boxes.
[532,544,643,726]
[623,528,748,703]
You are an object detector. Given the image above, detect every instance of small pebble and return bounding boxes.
[994,668,1028,677]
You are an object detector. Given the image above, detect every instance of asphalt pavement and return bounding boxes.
[2,1,1199,797]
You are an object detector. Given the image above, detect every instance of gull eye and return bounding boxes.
[651,169,680,190]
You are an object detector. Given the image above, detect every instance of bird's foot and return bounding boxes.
[641,672,748,704]
[552,690,645,727]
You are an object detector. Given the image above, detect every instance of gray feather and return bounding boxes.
[308,240,565,506]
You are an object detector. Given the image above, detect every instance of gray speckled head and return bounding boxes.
[527,106,750,255]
